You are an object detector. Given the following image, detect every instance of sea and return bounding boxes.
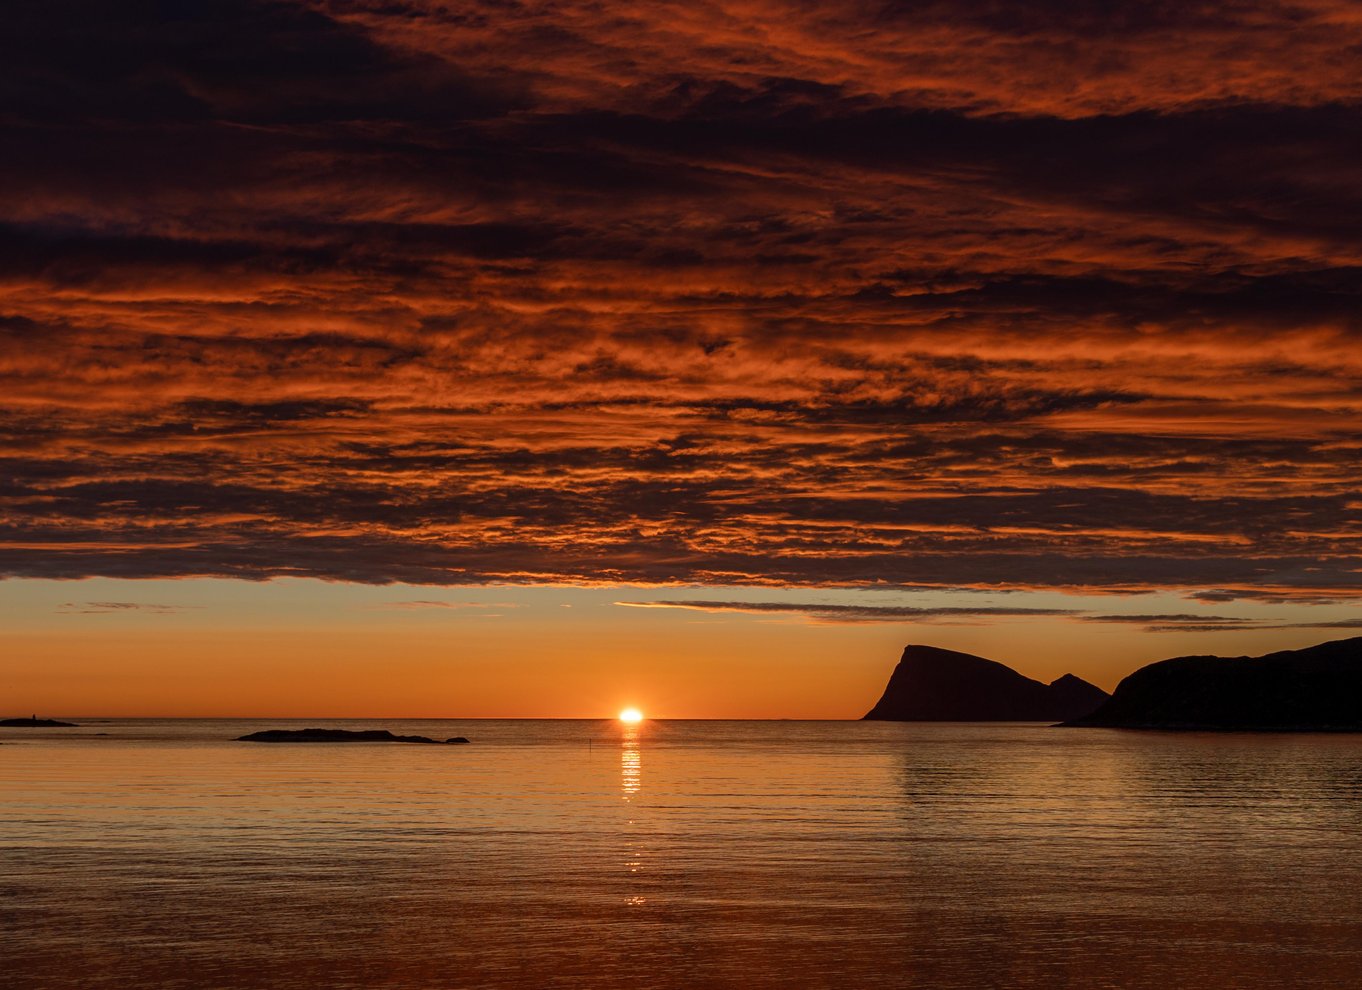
[3,718,1361,989]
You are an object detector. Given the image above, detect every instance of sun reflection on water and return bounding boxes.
[619,722,647,906]
[621,723,641,799]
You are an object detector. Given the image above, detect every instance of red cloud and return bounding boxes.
[1,1,1360,595]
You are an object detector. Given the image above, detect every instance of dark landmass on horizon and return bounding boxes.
[0,717,79,727]
[1064,636,1362,731]
[862,645,1109,722]
[237,728,470,744]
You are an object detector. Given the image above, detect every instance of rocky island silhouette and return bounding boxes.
[862,645,1109,721]
[0,716,79,727]
[237,728,470,744]
[861,637,1362,731]
[1063,636,1362,731]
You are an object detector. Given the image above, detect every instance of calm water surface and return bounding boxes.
[3,719,1361,988]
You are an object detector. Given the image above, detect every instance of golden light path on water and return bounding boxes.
[621,720,645,907]
[6,719,1362,989]
[621,726,642,799]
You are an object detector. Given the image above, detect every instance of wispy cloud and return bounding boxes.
[616,600,1081,624]
[375,600,523,610]
[56,601,199,615]
[616,600,1362,633]
[1077,614,1254,626]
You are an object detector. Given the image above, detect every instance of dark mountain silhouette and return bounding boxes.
[862,645,1109,721]
[1064,636,1362,730]
[0,716,78,727]
[237,728,469,744]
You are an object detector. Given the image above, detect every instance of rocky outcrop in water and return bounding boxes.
[237,728,468,744]
[862,645,1109,721]
[0,717,78,727]
[1063,636,1362,731]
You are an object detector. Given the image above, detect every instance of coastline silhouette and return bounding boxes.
[1063,636,1362,731]
[863,637,1362,731]
[862,645,1109,722]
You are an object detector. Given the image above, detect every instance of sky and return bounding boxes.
[3,0,1361,716]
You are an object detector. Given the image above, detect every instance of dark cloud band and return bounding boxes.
[1,1,1360,596]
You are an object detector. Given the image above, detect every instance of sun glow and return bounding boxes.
[618,707,644,723]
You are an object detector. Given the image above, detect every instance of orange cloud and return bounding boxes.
[1,1,1359,597]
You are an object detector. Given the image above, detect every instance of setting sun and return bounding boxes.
[618,707,644,723]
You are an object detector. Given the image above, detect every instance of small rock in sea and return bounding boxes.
[446,737,471,744]
[0,717,79,727]
[236,727,469,744]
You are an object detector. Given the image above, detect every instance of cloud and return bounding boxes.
[615,600,1362,633]
[620,600,1081,624]
[1,1,1360,597]
[55,601,199,614]
[1077,614,1254,625]
[376,600,521,610]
